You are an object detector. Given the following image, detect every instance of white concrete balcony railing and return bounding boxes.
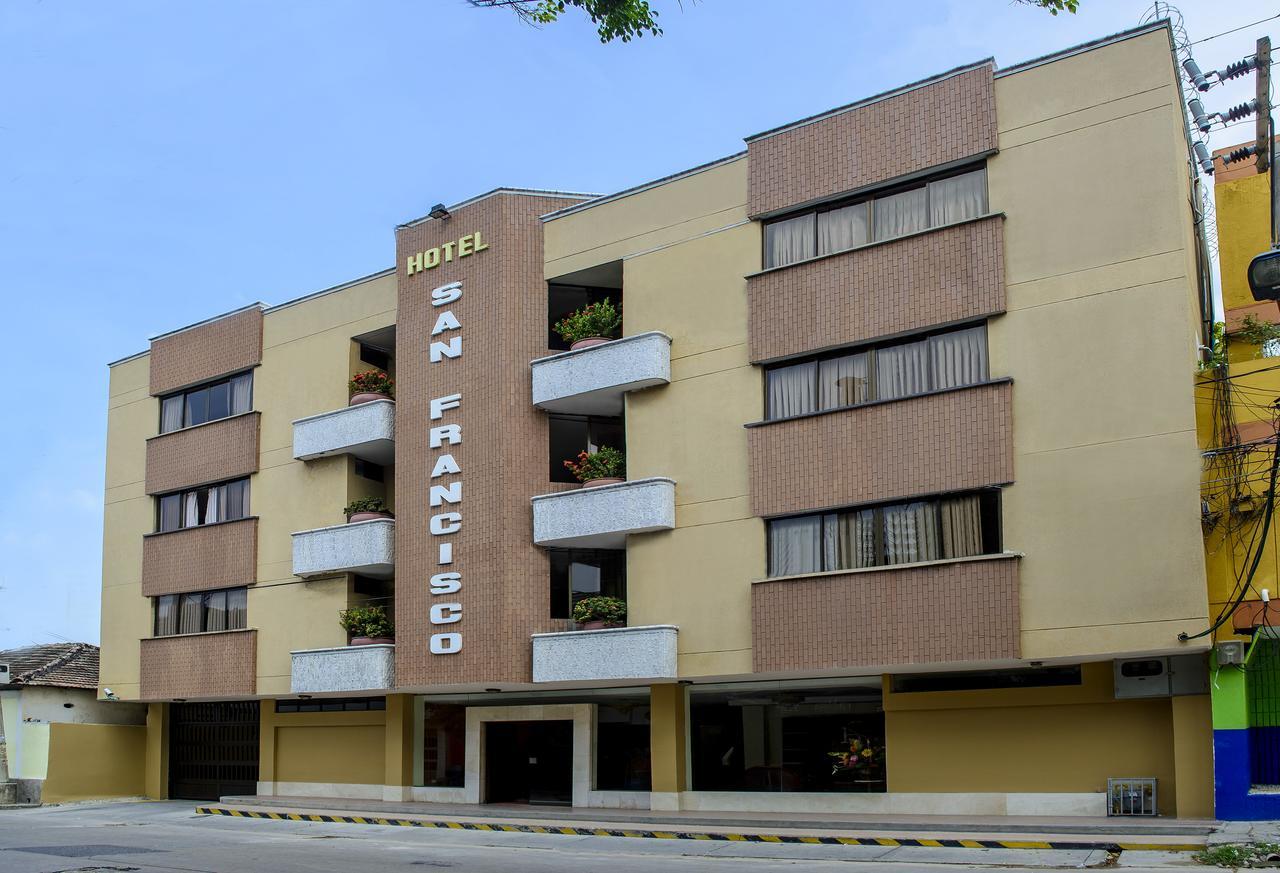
[292,518,395,578]
[532,625,678,683]
[291,644,394,694]
[292,399,395,465]
[531,331,672,416]
[532,477,676,548]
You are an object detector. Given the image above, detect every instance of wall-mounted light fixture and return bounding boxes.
[429,203,451,221]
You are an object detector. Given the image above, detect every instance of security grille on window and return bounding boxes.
[156,478,250,532]
[159,371,253,434]
[767,491,1001,577]
[765,324,988,421]
[763,166,988,269]
[154,587,247,636]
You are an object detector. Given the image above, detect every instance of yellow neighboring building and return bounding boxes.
[100,22,1219,817]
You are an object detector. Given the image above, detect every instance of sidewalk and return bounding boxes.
[208,794,1216,851]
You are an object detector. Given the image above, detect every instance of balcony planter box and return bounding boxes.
[350,391,391,406]
[570,336,613,351]
[351,636,394,646]
[348,510,393,523]
[583,477,624,489]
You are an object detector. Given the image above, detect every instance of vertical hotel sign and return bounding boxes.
[409,231,489,656]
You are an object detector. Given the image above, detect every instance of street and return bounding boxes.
[0,801,1201,873]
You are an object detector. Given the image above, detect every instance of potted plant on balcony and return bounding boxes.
[339,604,394,646]
[572,595,627,630]
[344,496,393,523]
[563,446,625,488]
[554,298,622,351]
[349,370,395,405]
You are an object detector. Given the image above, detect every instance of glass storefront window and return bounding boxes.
[596,703,651,790]
[423,704,466,788]
[690,687,885,792]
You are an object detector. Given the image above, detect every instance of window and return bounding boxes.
[762,166,988,269]
[160,371,253,434]
[548,283,621,351]
[767,490,1001,577]
[154,587,247,636]
[353,459,385,482]
[549,548,626,619]
[422,704,466,787]
[156,478,250,533]
[765,324,988,421]
[548,414,624,483]
[891,666,1081,694]
[358,343,391,371]
[596,703,651,790]
[276,697,386,713]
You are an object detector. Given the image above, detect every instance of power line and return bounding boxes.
[1190,13,1280,47]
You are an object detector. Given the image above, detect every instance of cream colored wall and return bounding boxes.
[42,722,147,802]
[545,159,763,678]
[990,28,1209,660]
[253,271,397,695]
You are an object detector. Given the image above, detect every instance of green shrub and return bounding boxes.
[349,370,395,398]
[563,446,625,482]
[554,298,622,344]
[344,496,391,517]
[339,605,394,639]
[572,596,627,625]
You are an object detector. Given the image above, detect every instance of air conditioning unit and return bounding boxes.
[1217,641,1246,666]
[1114,654,1209,699]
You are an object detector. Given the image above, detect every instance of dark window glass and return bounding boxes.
[159,371,253,433]
[548,284,620,351]
[152,586,246,637]
[276,696,385,713]
[359,343,390,370]
[206,381,230,422]
[423,704,466,787]
[155,594,179,636]
[354,460,385,482]
[891,666,1082,694]
[549,549,626,619]
[158,494,182,532]
[596,704,651,790]
[184,387,210,427]
[548,414,625,483]
[690,687,884,792]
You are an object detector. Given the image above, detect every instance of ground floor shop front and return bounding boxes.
[142,662,1215,818]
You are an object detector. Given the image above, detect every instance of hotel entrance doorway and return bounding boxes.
[484,720,573,805]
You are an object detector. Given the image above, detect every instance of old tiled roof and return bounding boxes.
[0,643,99,690]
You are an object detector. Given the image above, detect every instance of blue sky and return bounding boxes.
[0,0,1268,648]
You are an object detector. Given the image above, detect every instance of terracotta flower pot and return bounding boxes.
[570,337,613,351]
[350,391,391,406]
[347,510,393,523]
[350,636,394,646]
[576,620,624,631]
[582,477,625,488]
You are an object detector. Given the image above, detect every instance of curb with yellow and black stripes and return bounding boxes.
[193,806,1202,852]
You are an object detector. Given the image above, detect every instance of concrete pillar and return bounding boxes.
[1171,694,1215,818]
[144,703,169,800]
[649,683,688,811]
[258,701,277,796]
[384,694,415,801]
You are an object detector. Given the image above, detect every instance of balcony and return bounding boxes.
[141,517,258,597]
[145,411,260,495]
[293,399,395,465]
[292,518,395,578]
[291,644,394,693]
[531,331,672,416]
[532,477,675,548]
[140,629,257,700]
[532,625,678,683]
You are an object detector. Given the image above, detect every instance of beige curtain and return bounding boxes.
[182,492,200,528]
[824,510,877,571]
[818,353,869,410]
[765,213,815,268]
[873,187,927,241]
[928,167,987,226]
[767,361,816,419]
[204,590,228,632]
[227,588,248,630]
[161,395,183,433]
[178,593,204,634]
[930,325,988,390]
[154,595,178,636]
[875,338,931,401]
[159,494,181,532]
[230,372,253,415]
[883,502,939,564]
[817,202,869,255]
[941,495,984,558]
[769,516,821,576]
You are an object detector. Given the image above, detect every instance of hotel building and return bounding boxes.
[101,21,1218,817]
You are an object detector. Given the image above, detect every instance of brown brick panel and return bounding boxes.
[140,629,257,700]
[748,216,1004,363]
[144,412,260,495]
[747,65,996,217]
[751,556,1019,673]
[150,306,263,396]
[747,381,1012,517]
[141,518,258,597]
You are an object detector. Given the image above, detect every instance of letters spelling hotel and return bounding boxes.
[99,22,1221,816]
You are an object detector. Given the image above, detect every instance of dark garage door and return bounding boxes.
[169,701,260,800]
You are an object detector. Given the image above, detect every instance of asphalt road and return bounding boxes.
[0,800,1192,872]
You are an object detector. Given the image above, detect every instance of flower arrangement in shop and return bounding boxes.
[348,369,395,403]
[343,496,393,522]
[563,446,626,487]
[554,298,622,350]
[572,596,627,630]
[339,605,394,645]
[828,734,885,777]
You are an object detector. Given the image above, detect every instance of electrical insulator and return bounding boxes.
[1223,144,1260,165]
[1219,99,1259,124]
[1183,57,1211,91]
[1216,57,1259,84]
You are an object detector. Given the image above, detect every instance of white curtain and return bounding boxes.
[765,213,816,268]
[817,202,869,256]
[182,492,200,528]
[767,361,816,419]
[873,187,927,241]
[930,325,988,390]
[204,486,221,525]
[824,510,877,571]
[818,353,869,410]
[154,595,178,636]
[928,168,987,226]
[178,593,204,634]
[884,502,939,564]
[161,396,184,433]
[230,372,253,415]
[941,495,984,558]
[227,588,248,630]
[159,495,180,532]
[875,338,932,401]
[204,590,227,632]
[769,516,821,576]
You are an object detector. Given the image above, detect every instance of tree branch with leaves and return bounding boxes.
[468,0,662,43]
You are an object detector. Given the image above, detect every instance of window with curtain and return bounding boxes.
[767,491,1000,576]
[156,477,251,532]
[159,371,253,434]
[761,164,989,269]
[153,587,248,636]
[763,324,989,421]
